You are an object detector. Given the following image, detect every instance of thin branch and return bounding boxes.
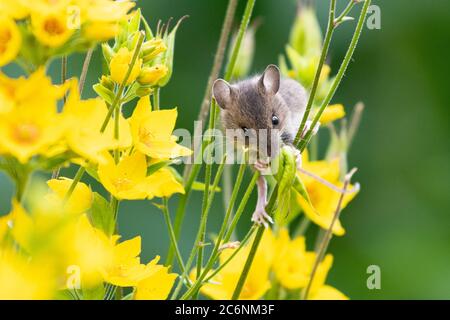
[302,168,357,300]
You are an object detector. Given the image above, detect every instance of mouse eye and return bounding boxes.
[241,127,249,134]
[272,115,279,126]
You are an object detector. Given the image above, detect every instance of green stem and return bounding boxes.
[183,160,247,299]
[64,33,145,201]
[169,0,257,269]
[203,226,256,283]
[79,48,94,97]
[293,0,336,146]
[153,86,160,110]
[196,0,238,124]
[162,198,185,273]
[298,0,371,151]
[231,185,278,299]
[334,0,356,26]
[302,168,356,300]
[171,157,226,299]
[224,0,256,81]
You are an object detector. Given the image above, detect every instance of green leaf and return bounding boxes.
[88,193,115,236]
[93,83,114,105]
[147,160,172,176]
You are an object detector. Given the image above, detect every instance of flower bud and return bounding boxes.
[109,47,142,85]
[142,38,166,63]
[138,64,168,86]
[100,75,114,91]
[289,6,322,57]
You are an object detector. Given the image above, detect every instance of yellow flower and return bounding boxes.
[0,15,21,67]
[0,69,67,114]
[138,65,169,86]
[296,153,358,236]
[63,90,132,164]
[98,151,185,200]
[45,178,93,214]
[305,255,348,300]
[81,0,135,41]
[129,98,192,159]
[319,104,345,125]
[31,10,74,47]
[0,249,55,299]
[272,229,316,289]
[101,235,154,287]
[195,230,273,300]
[134,258,177,300]
[0,94,65,163]
[110,47,142,85]
[0,0,29,19]
[83,21,119,42]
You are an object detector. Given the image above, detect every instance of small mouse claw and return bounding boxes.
[251,206,273,228]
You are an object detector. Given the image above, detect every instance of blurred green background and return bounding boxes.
[1,0,449,299]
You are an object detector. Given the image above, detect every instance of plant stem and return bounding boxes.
[301,168,357,299]
[224,0,256,81]
[196,0,238,125]
[298,0,371,151]
[64,33,145,201]
[153,86,160,110]
[231,0,370,299]
[170,0,256,268]
[162,198,185,273]
[183,160,247,299]
[293,0,336,146]
[334,0,356,26]
[203,226,256,282]
[231,184,278,299]
[79,48,94,97]
[171,158,226,299]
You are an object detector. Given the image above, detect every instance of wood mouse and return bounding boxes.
[213,64,316,227]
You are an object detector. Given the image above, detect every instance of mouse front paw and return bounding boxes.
[251,207,274,228]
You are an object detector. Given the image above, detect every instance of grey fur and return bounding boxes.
[213,65,307,156]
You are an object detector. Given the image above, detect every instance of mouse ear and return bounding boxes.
[259,64,280,95]
[212,79,232,109]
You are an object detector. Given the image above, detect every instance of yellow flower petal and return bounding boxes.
[0,15,21,67]
[319,104,345,125]
[46,178,93,214]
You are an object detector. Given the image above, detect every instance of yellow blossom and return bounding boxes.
[31,10,74,47]
[138,65,169,86]
[195,230,274,300]
[83,21,120,41]
[296,153,358,236]
[0,69,67,114]
[81,0,135,41]
[134,258,177,300]
[45,178,93,214]
[63,90,132,164]
[110,47,142,85]
[98,151,185,200]
[0,15,21,67]
[305,255,349,300]
[0,249,55,299]
[129,99,192,159]
[100,235,154,287]
[272,229,316,289]
[320,104,345,125]
[0,95,66,163]
[0,0,29,19]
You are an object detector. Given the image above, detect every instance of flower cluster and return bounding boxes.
[0,2,191,299]
[194,228,347,300]
[0,0,135,67]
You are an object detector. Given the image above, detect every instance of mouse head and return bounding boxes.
[213,64,289,158]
